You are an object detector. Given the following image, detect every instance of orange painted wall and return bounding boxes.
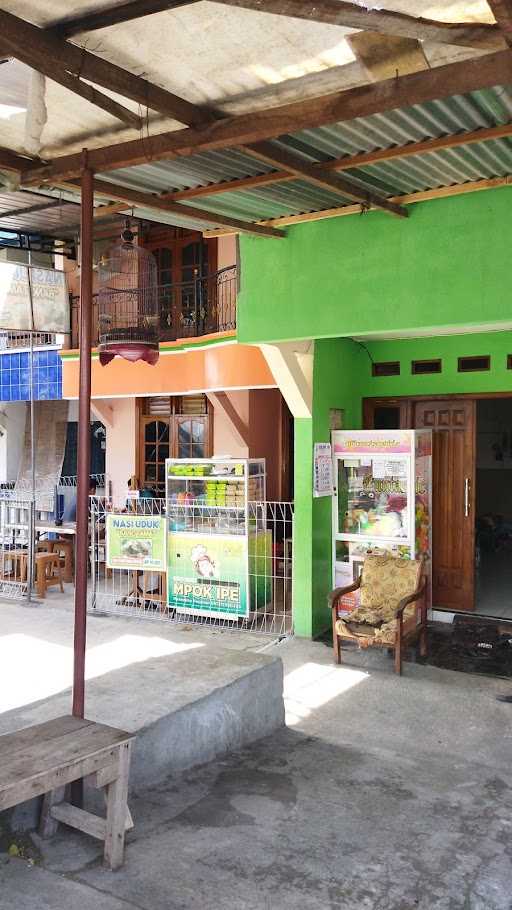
[62,342,276,400]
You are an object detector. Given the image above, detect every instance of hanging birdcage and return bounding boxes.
[97,224,159,366]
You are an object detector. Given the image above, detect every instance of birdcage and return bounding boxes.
[97,225,159,366]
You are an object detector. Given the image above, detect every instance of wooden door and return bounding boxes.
[414,400,476,611]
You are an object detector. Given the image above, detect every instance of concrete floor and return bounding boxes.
[1,605,512,909]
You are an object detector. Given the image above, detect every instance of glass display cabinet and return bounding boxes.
[165,458,269,620]
[331,430,432,613]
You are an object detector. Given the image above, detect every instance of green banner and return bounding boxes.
[106,514,166,571]
[168,533,249,618]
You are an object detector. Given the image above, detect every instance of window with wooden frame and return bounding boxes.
[138,395,213,496]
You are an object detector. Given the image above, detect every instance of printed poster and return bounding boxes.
[313,442,334,497]
[168,533,249,618]
[0,263,69,333]
[106,514,166,570]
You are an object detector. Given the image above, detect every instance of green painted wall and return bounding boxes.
[293,338,365,637]
[238,188,512,344]
[357,332,512,399]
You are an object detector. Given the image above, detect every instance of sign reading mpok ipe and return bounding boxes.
[106,514,166,571]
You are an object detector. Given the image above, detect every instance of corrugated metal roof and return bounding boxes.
[5,83,512,234]
[90,84,512,227]
[0,191,80,237]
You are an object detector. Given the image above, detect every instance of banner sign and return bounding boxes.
[332,429,412,455]
[106,514,166,570]
[0,263,69,333]
[168,533,249,618]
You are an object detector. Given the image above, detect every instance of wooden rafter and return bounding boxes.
[0,8,211,128]
[20,49,512,186]
[66,177,285,238]
[213,0,503,49]
[168,121,512,202]
[487,2,512,44]
[245,140,407,217]
[0,19,143,129]
[55,0,200,37]
[0,148,36,173]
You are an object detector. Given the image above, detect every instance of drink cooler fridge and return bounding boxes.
[331,430,432,614]
[165,457,271,620]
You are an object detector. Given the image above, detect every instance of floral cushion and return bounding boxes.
[343,556,422,636]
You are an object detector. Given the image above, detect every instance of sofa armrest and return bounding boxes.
[329,577,361,613]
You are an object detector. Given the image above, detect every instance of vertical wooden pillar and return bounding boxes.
[72,156,94,719]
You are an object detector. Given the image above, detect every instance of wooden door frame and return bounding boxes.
[364,391,512,428]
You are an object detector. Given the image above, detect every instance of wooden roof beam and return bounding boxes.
[169,121,512,202]
[20,49,512,187]
[213,0,503,50]
[55,1,201,37]
[245,140,407,217]
[0,148,38,174]
[487,2,512,45]
[0,19,143,129]
[0,8,211,128]
[65,177,285,238]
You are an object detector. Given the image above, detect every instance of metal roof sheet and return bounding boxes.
[0,191,80,237]
[89,84,512,228]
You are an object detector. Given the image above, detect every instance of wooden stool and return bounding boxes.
[50,538,74,583]
[35,553,64,598]
[0,549,28,583]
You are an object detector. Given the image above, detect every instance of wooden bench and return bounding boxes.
[0,716,135,870]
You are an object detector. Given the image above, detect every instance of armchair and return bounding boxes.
[330,555,427,675]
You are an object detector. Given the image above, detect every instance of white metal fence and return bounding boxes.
[89,497,293,635]
[0,497,35,599]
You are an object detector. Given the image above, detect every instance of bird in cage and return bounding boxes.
[97,222,160,365]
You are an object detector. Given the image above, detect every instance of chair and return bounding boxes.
[35,553,64,598]
[330,555,427,675]
[49,537,75,583]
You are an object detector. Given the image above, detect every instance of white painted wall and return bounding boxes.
[211,391,249,458]
[104,397,137,507]
[0,401,27,484]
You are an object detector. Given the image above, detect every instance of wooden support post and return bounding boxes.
[39,786,66,838]
[72,156,93,721]
[104,741,132,871]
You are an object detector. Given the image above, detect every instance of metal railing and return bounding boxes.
[0,330,60,350]
[89,497,293,636]
[71,265,237,348]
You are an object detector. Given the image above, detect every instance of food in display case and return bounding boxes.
[332,430,432,614]
[165,458,270,619]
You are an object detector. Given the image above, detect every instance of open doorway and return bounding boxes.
[475,398,512,619]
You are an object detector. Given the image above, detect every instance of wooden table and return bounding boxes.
[37,523,76,583]
[0,716,135,870]
[36,521,77,536]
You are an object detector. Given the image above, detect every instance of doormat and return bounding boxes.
[418,616,512,678]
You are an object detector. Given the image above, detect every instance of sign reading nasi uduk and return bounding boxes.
[0,263,69,333]
[106,514,166,571]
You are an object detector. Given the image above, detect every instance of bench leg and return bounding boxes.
[39,786,66,838]
[104,742,131,871]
